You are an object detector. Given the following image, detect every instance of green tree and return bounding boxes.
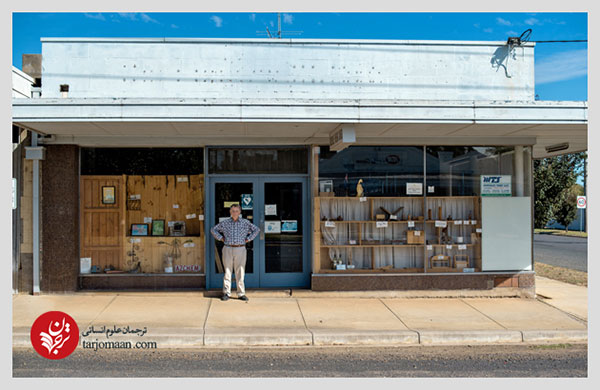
[554,183,584,232]
[534,152,585,228]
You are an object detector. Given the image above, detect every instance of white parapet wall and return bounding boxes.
[12,66,34,99]
[39,38,535,101]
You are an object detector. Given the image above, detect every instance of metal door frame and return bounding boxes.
[256,176,311,288]
[206,174,311,289]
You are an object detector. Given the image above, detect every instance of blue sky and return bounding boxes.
[12,12,587,101]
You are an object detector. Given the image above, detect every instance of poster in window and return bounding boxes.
[265,204,277,215]
[241,194,253,210]
[265,221,281,234]
[406,183,423,195]
[281,220,298,233]
[481,175,512,196]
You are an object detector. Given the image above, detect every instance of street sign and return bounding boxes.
[577,196,587,209]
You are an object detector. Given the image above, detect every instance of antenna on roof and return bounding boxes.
[256,13,303,39]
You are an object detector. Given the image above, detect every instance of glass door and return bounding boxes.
[208,176,310,289]
[258,178,310,288]
[209,178,259,289]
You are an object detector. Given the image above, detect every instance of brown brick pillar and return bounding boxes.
[41,144,79,292]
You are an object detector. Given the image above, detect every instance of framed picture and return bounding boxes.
[131,223,149,236]
[102,186,115,204]
[151,220,165,236]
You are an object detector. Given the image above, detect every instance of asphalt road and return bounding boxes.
[534,233,588,272]
[13,344,587,378]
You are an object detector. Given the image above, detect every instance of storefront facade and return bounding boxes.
[12,38,587,295]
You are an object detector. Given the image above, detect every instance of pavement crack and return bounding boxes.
[202,299,213,346]
[84,294,119,330]
[535,297,588,326]
[459,298,508,330]
[295,298,314,345]
[378,298,415,333]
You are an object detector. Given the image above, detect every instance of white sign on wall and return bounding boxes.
[481,175,511,196]
[406,182,423,195]
[577,196,587,209]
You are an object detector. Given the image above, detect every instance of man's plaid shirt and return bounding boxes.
[210,216,260,245]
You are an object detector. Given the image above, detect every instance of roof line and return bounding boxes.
[39,37,535,47]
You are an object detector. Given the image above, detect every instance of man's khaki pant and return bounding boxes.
[222,245,247,297]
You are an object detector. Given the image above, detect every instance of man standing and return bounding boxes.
[210,204,260,301]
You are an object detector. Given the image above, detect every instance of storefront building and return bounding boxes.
[12,38,587,296]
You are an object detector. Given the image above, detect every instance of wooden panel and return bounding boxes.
[81,173,206,274]
[125,175,203,236]
[80,175,124,272]
[122,236,204,273]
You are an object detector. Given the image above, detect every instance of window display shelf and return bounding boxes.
[315,195,481,273]
[428,244,475,247]
[322,244,424,247]
[320,220,425,223]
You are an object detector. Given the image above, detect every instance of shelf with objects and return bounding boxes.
[423,196,482,273]
[315,193,426,273]
[80,173,205,276]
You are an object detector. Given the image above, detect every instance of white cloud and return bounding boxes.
[506,30,519,36]
[117,13,159,24]
[483,28,493,33]
[496,17,512,26]
[525,17,541,26]
[140,13,159,24]
[211,15,223,27]
[249,13,256,22]
[118,13,137,21]
[543,18,567,25]
[171,24,179,29]
[84,13,106,21]
[270,20,274,28]
[536,49,587,84]
[283,13,293,24]
[473,23,480,28]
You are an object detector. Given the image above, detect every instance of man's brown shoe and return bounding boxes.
[221,294,229,301]
[238,295,249,301]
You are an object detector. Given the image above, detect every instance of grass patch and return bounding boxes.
[535,261,587,287]
[535,228,587,238]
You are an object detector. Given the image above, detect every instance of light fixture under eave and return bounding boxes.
[545,142,569,153]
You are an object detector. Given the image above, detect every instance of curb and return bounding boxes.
[521,329,588,343]
[311,330,419,346]
[418,330,523,345]
[14,328,588,348]
[203,328,313,346]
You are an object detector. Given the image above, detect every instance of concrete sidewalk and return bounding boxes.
[13,276,587,348]
[534,276,587,322]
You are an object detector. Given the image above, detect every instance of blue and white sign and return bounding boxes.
[265,221,281,234]
[481,175,511,197]
[241,194,253,210]
[281,220,298,233]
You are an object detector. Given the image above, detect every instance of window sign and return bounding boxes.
[406,182,423,195]
[481,175,512,196]
[241,194,253,210]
